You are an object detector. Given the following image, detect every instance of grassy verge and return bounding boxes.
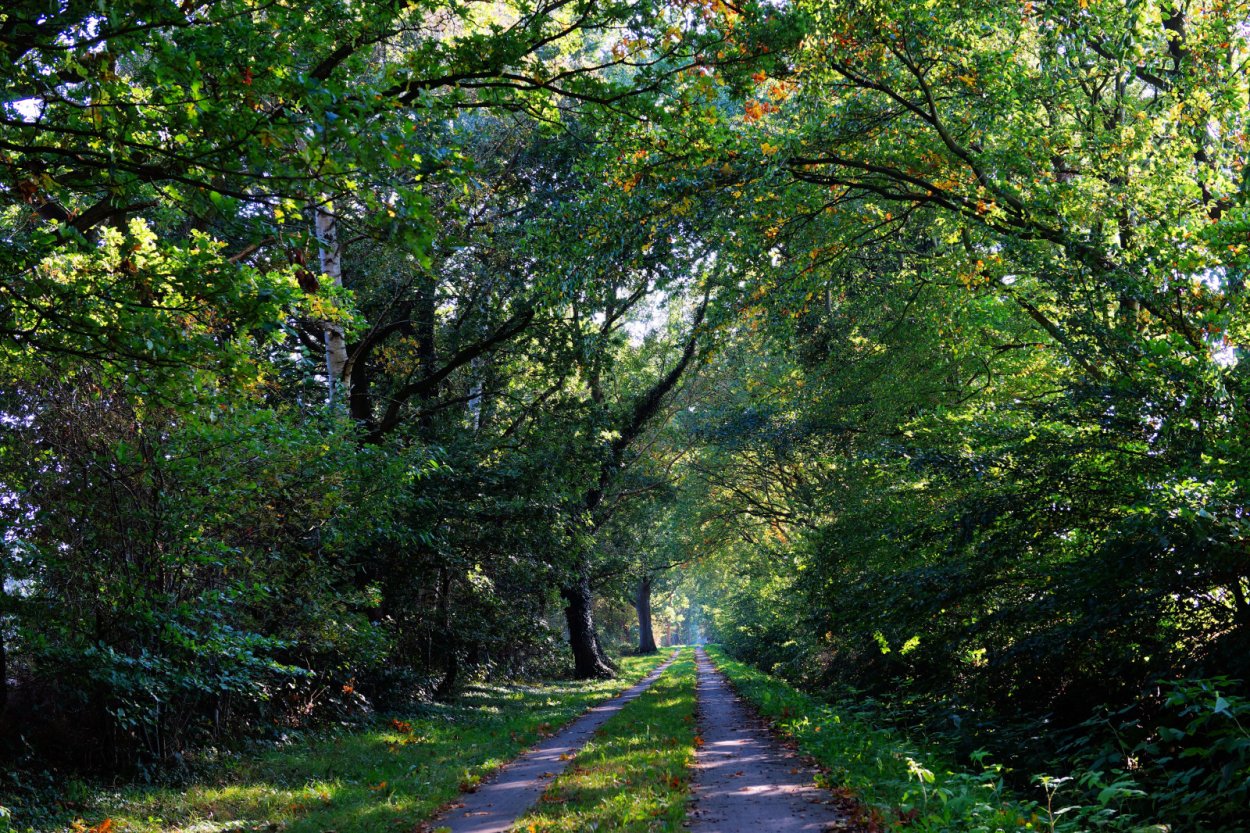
[21,654,666,833]
[513,649,696,833]
[705,646,1153,833]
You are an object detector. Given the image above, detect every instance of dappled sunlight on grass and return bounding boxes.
[74,655,665,833]
[516,650,696,833]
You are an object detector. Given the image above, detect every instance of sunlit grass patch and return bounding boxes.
[515,649,696,833]
[52,655,665,833]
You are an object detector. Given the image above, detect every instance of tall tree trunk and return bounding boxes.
[315,203,349,402]
[1233,578,1250,629]
[593,630,619,671]
[431,565,462,699]
[0,564,7,713]
[0,624,7,714]
[636,575,657,655]
[467,373,484,431]
[348,360,374,426]
[562,571,614,679]
[434,649,458,700]
[414,269,437,429]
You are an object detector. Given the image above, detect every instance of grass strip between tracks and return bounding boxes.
[512,648,697,833]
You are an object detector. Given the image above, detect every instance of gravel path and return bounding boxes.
[687,647,848,833]
[425,651,678,833]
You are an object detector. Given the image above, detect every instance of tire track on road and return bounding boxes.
[687,647,848,833]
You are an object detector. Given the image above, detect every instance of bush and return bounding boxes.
[0,390,416,769]
[1067,677,1250,833]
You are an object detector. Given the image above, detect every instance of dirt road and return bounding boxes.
[687,648,848,833]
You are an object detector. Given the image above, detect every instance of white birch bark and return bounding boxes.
[315,202,350,402]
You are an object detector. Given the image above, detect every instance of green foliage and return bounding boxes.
[1,219,298,381]
[655,2,1250,827]
[1061,677,1250,833]
[4,0,1250,825]
[1,0,736,776]
[2,388,418,764]
[1147,680,1250,829]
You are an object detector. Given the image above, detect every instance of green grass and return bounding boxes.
[513,648,696,833]
[705,646,1152,833]
[29,654,666,833]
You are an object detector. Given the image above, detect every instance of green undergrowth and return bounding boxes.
[705,646,1161,833]
[514,648,696,833]
[19,654,666,833]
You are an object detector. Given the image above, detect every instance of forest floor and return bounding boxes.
[25,654,668,833]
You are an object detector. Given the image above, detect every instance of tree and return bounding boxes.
[0,0,761,757]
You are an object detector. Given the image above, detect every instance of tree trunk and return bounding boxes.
[0,625,7,714]
[434,650,458,701]
[315,203,349,401]
[414,269,437,431]
[593,629,619,671]
[0,567,7,713]
[562,572,614,679]
[1233,578,1250,629]
[636,575,657,654]
[348,360,374,427]
[434,565,457,699]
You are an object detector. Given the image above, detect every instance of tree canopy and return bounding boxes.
[3,0,1250,829]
